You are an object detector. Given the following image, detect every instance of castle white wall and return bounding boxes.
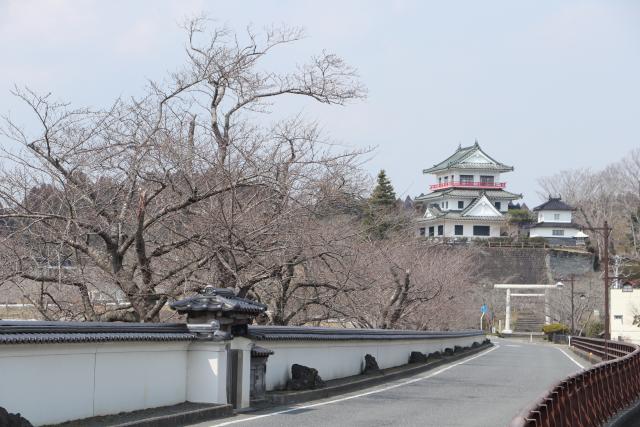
[435,171,501,184]
[261,335,484,391]
[537,210,572,223]
[0,340,227,426]
[529,226,580,238]
[418,221,501,238]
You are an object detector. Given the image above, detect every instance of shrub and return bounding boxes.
[584,320,604,337]
[542,323,569,338]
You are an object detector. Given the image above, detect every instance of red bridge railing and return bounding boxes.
[509,337,640,427]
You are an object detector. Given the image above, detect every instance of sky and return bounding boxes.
[1,0,639,205]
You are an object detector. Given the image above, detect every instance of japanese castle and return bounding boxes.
[414,141,521,238]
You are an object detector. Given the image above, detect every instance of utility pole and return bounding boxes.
[584,221,612,341]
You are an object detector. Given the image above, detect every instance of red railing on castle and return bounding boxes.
[428,181,507,191]
[509,337,640,427]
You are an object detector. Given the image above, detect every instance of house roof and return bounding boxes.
[422,141,514,174]
[414,188,522,202]
[533,197,575,211]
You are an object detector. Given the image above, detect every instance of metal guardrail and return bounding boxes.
[509,337,640,427]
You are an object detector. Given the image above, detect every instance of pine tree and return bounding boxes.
[370,170,396,207]
[364,170,399,239]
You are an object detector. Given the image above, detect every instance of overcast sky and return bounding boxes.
[1,0,639,205]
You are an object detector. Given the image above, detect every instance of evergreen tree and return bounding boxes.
[365,170,399,239]
[370,170,396,207]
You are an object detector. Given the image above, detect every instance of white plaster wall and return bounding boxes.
[186,342,228,405]
[538,210,572,223]
[443,222,501,238]
[435,172,501,184]
[93,342,188,416]
[262,335,484,391]
[610,289,640,344]
[0,341,193,426]
[529,227,580,238]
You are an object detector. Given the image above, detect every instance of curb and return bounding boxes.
[112,405,234,427]
[261,342,493,407]
[569,345,600,365]
[46,403,233,427]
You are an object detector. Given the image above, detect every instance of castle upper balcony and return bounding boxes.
[428,181,507,191]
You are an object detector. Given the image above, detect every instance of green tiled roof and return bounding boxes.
[422,142,513,174]
[414,188,522,202]
[417,212,506,222]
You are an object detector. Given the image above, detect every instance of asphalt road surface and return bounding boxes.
[193,338,586,427]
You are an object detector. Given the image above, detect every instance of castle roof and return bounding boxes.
[532,197,575,212]
[414,188,521,203]
[422,141,513,174]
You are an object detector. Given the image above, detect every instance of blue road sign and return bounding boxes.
[480,304,488,314]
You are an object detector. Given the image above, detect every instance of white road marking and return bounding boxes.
[206,345,501,426]
[505,344,521,348]
[555,347,585,370]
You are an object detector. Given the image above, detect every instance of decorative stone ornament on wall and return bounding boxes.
[170,285,267,339]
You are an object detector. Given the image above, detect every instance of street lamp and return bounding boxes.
[556,275,579,335]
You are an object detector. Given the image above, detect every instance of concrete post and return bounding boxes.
[186,342,229,404]
[504,288,512,333]
[230,337,253,409]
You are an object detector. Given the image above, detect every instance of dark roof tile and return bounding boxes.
[533,197,575,211]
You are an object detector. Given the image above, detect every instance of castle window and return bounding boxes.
[428,227,434,237]
[480,176,494,185]
[473,225,490,236]
[460,175,473,184]
[437,225,443,236]
[419,227,426,236]
[458,201,464,209]
[494,201,501,210]
[554,213,560,220]
[552,229,564,236]
[454,225,463,236]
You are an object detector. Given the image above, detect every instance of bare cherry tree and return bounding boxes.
[328,236,478,330]
[0,19,365,322]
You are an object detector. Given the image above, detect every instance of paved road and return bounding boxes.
[194,339,586,427]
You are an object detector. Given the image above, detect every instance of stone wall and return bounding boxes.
[474,247,596,328]
[474,247,594,285]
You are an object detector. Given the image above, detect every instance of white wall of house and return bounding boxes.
[529,226,580,238]
[261,335,484,391]
[0,340,227,426]
[611,289,640,344]
[537,210,572,223]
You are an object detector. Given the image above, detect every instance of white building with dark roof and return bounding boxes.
[527,196,587,245]
[414,141,521,238]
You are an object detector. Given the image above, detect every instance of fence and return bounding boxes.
[509,337,640,427]
[0,321,486,426]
